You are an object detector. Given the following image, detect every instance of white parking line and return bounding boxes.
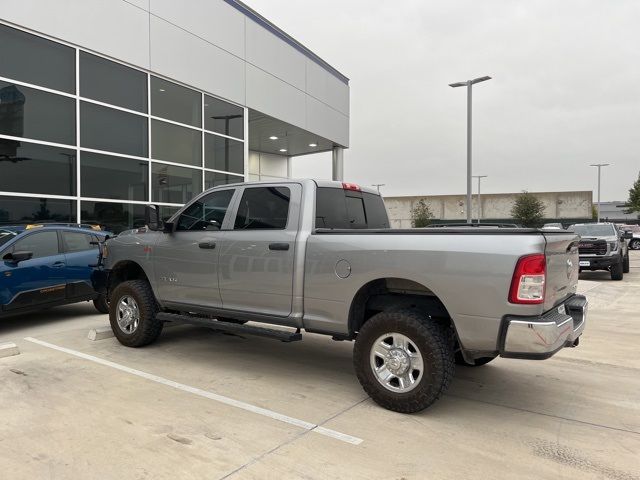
[24,337,363,446]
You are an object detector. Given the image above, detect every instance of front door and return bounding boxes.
[153,188,236,309]
[218,184,299,317]
[1,230,66,310]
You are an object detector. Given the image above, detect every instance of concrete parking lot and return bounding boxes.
[1,253,639,480]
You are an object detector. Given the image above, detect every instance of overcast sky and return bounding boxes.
[247,0,639,201]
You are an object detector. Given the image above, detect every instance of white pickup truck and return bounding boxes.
[95,179,587,413]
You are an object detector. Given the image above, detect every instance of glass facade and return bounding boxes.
[0,23,245,233]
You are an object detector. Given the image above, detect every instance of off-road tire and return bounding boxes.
[93,295,109,314]
[109,280,163,347]
[353,309,455,413]
[610,258,624,281]
[455,352,496,367]
[623,254,630,273]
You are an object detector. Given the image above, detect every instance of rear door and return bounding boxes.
[154,188,236,308]
[218,184,301,317]
[61,230,100,299]
[0,230,66,310]
[543,232,580,310]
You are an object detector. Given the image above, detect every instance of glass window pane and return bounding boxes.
[62,231,94,253]
[80,52,147,112]
[80,102,148,157]
[315,187,349,229]
[81,201,145,234]
[204,95,243,139]
[0,24,75,93]
[345,195,367,229]
[0,82,75,145]
[204,171,243,189]
[151,119,201,166]
[151,163,202,204]
[176,189,234,231]
[0,196,75,225]
[150,77,201,127]
[362,192,390,228]
[160,206,180,223]
[12,231,59,258]
[81,152,148,201]
[0,139,76,196]
[234,187,290,230]
[204,133,243,174]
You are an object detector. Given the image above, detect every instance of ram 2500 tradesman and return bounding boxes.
[95,179,587,413]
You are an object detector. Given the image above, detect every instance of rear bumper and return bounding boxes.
[499,295,587,360]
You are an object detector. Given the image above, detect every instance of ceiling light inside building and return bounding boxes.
[269,136,278,140]
[279,148,287,152]
[309,143,317,147]
[158,88,165,92]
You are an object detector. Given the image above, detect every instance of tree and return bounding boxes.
[510,191,546,227]
[592,205,598,220]
[624,172,640,214]
[411,199,434,227]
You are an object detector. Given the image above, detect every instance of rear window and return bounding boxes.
[315,187,389,230]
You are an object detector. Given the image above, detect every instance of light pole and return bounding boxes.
[472,175,487,223]
[590,163,610,222]
[449,76,492,223]
[371,184,385,194]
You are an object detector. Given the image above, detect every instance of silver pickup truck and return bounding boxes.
[96,179,587,413]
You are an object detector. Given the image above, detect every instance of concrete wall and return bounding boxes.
[385,191,593,228]
[0,0,349,146]
[248,151,288,182]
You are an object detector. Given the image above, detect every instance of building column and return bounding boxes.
[287,156,293,178]
[332,146,344,181]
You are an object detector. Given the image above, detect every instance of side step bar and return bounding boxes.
[156,312,302,342]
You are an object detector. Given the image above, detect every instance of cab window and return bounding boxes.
[11,231,59,259]
[233,187,291,230]
[63,231,95,253]
[176,189,235,231]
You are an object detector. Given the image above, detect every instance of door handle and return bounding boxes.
[198,241,216,249]
[52,261,65,268]
[269,243,290,251]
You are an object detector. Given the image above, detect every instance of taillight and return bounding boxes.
[342,182,361,192]
[509,254,546,304]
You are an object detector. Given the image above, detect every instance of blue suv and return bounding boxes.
[0,226,110,317]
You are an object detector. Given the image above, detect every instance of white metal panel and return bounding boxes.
[150,16,245,105]
[306,59,350,116]
[245,19,306,91]
[124,0,149,11]
[150,0,245,59]
[306,96,349,147]
[257,152,288,177]
[1,0,150,68]
[246,64,306,129]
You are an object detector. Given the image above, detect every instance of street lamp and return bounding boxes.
[590,163,610,222]
[449,75,492,223]
[371,184,385,194]
[472,175,487,223]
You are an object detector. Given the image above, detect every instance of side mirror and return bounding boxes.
[145,205,164,231]
[3,251,33,263]
[163,221,175,233]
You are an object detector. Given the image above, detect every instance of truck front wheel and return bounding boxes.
[109,280,163,347]
[610,258,624,281]
[353,310,455,413]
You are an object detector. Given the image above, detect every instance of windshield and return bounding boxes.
[0,231,16,248]
[570,224,616,237]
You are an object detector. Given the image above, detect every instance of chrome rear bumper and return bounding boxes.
[500,295,587,360]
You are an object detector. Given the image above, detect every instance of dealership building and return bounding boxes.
[0,0,349,232]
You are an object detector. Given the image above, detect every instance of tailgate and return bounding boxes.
[543,232,580,311]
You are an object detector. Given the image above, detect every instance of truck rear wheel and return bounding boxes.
[353,309,454,413]
[610,258,624,281]
[109,280,163,347]
[623,254,630,273]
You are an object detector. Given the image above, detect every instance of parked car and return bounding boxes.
[542,222,564,229]
[0,225,111,317]
[95,179,586,413]
[569,222,631,280]
[620,224,640,250]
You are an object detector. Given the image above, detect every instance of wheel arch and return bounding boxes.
[108,260,151,297]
